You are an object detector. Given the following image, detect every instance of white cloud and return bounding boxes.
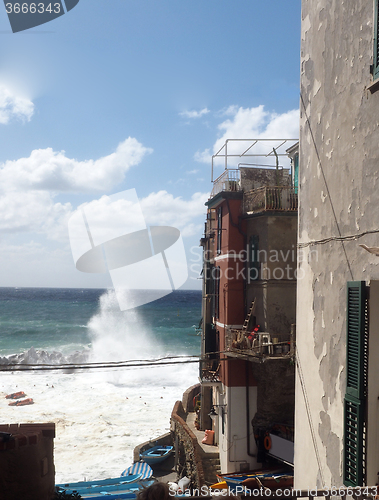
[195,106,299,166]
[0,138,152,241]
[139,190,208,235]
[0,137,152,192]
[0,189,71,236]
[0,86,34,124]
[180,108,210,119]
[194,148,212,164]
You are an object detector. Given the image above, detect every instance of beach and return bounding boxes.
[0,287,201,483]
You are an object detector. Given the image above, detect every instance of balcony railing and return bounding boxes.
[225,329,295,360]
[243,186,298,215]
[200,359,220,384]
[210,169,241,198]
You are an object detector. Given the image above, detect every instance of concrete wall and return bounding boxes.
[246,215,297,335]
[296,0,379,488]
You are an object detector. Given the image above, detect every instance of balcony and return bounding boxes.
[210,169,241,198]
[200,359,220,385]
[224,329,295,361]
[242,186,298,215]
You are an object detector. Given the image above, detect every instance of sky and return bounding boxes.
[0,0,301,290]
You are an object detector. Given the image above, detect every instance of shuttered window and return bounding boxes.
[344,395,364,487]
[248,235,260,282]
[343,281,367,487]
[217,207,222,255]
[346,282,366,399]
[375,0,379,80]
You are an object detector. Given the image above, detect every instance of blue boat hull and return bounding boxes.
[140,445,173,465]
[56,473,142,490]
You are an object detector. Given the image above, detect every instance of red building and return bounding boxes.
[200,139,298,473]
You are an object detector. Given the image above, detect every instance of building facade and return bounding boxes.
[295,0,379,488]
[200,140,298,474]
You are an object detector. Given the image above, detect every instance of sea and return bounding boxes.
[0,287,201,483]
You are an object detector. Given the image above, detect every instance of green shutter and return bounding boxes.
[343,281,367,487]
[374,0,379,79]
[343,395,364,487]
[248,235,260,281]
[294,154,299,194]
[346,281,366,399]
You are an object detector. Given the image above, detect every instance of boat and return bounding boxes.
[5,391,26,399]
[59,479,155,498]
[121,461,153,479]
[216,466,292,491]
[56,473,143,491]
[139,445,173,465]
[79,492,137,500]
[8,398,34,407]
[242,474,293,490]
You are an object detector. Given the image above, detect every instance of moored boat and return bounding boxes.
[8,398,34,407]
[216,466,292,491]
[121,461,153,479]
[140,445,173,465]
[56,473,143,491]
[74,490,137,500]
[5,391,26,399]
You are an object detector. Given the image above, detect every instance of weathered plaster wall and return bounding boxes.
[240,167,291,191]
[297,0,379,488]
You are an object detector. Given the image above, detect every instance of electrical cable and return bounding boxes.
[297,228,379,248]
[0,355,201,372]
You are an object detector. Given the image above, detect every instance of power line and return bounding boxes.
[298,228,379,248]
[0,355,201,373]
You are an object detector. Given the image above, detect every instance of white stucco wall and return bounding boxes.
[218,385,259,474]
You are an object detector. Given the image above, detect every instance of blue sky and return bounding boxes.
[0,0,301,289]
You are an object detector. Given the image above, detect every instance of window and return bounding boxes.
[210,265,220,320]
[248,235,260,282]
[343,281,367,487]
[214,266,220,319]
[217,207,222,255]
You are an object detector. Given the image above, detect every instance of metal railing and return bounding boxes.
[225,329,295,359]
[211,169,241,197]
[243,186,298,214]
[200,359,220,384]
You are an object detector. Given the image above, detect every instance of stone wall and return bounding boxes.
[171,400,205,489]
[0,423,55,500]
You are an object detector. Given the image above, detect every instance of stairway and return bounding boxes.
[202,456,221,486]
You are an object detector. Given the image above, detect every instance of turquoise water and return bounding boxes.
[0,287,202,359]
